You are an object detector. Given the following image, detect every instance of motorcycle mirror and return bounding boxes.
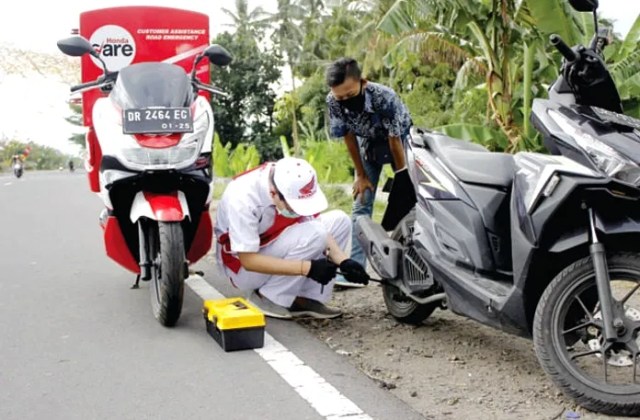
[203,44,233,67]
[568,0,598,12]
[57,36,98,58]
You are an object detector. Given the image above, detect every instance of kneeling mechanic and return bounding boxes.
[215,157,369,319]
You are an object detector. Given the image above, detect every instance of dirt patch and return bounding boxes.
[298,284,625,420]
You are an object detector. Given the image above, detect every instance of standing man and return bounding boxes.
[215,157,369,319]
[326,57,413,288]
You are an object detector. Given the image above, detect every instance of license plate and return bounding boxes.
[122,108,194,134]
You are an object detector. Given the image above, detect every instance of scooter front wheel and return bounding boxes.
[533,252,640,416]
[150,222,185,327]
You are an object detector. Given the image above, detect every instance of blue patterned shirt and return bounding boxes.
[326,82,412,143]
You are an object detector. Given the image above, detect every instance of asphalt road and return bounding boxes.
[0,170,423,420]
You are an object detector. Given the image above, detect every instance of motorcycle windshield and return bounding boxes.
[110,62,193,110]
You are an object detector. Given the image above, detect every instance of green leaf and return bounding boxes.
[524,0,582,45]
[467,21,499,72]
[522,42,535,139]
[611,49,640,86]
[213,133,230,177]
[387,30,477,70]
[377,0,415,36]
[614,14,640,62]
[280,135,291,157]
[618,72,640,100]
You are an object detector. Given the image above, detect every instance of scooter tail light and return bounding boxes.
[133,133,183,149]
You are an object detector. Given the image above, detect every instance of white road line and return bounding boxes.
[4,182,12,186]
[185,275,373,420]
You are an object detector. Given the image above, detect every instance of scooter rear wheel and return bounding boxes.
[382,283,437,325]
[150,222,185,327]
[382,211,439,325]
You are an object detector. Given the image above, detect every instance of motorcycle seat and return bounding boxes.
[425,134,515,188]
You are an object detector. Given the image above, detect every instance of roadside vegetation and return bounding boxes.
[59,0,639,187]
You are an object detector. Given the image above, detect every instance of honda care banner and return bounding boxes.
[79,7,210,126]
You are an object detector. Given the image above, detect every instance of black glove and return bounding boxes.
[339,259,369,285]
[381,168,417,231]
[307,259,338,285]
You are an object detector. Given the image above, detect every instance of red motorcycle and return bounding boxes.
[57,35,232,326]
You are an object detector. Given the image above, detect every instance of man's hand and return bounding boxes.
[307,259,338,285]
[353,174,374,203]
[339,259,369,285]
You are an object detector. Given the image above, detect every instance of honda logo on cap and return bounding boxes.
[298,176,316,198]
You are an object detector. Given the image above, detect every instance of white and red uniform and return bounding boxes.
[214,163,351,307]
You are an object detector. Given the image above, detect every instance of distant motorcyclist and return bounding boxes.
[11,155,24,178]
[68,160,75,172]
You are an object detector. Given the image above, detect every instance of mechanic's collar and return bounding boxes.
[362,83,374,113]
[260,162,277,203]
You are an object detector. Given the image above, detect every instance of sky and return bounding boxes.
[0,0,637,156]
[0,0,278,54]
[0,0,634,52]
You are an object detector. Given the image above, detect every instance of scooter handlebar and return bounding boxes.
[550,34,579,63]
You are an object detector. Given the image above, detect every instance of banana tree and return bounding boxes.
[377,0,593,151]
[608,15,640,117]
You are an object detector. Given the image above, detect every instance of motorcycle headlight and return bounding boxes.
[120,112,210,170]
[548,110,640,185]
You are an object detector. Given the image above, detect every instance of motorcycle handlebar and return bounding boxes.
[193,81,229,98]
[550,34,579,63]
[70,78,103,93]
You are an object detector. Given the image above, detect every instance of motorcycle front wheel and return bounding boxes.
[533,252,640,416]
[149,221,185,327]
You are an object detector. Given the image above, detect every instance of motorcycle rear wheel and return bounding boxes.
[150,222,185,327]
[382,211,439,325]
[533,252,640,416]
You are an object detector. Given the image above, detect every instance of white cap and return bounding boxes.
[272,157,328,216]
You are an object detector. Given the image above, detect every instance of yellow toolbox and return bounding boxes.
[203,297,266,351]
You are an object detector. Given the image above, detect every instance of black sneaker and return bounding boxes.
[289,297,342,319]
[248,291,292,319]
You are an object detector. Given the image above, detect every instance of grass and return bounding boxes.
[322,184,387,223]
[212,180,387,223]
[212,181,227,201]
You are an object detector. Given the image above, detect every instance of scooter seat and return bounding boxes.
[425,134,515,188]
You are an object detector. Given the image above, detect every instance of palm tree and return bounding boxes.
[264,0,308,156]
[222,0,270,39]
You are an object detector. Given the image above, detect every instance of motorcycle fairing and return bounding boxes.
[130,191,190,223]
[103,216,140,274]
